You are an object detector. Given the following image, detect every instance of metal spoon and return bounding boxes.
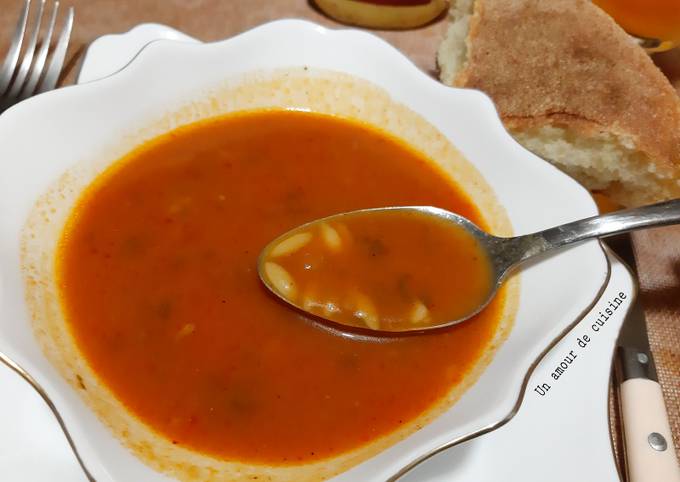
[258,199,680,332]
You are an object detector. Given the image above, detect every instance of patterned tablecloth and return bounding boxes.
[0,0,678,463]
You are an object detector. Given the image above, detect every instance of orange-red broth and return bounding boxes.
[58,110,507,463]
[262,210,493,331]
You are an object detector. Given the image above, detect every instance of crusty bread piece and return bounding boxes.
[437,0,680,207]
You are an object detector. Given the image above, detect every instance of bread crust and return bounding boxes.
[450,0,680,186]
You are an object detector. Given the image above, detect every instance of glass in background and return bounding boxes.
[593,0,680,52]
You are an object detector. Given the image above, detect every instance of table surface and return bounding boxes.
[0,0,678,465]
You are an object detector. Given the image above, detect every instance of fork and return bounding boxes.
[0,0,74,113]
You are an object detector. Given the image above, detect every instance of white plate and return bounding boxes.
[0,20,610,481]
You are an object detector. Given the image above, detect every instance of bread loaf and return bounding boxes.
[437,0,680,207]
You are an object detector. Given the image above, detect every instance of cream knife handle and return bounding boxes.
[620,378,680,482]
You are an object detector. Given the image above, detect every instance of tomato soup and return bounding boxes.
[261,209,494,331]
[57,110,506,464]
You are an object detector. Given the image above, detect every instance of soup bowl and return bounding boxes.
[0,20,608,481]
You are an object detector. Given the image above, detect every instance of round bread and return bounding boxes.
[438,0,680,207]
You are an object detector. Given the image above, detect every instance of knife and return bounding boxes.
[608,234,680,482]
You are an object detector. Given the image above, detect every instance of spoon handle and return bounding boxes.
[503,199,680,268]
[542,198,680,244]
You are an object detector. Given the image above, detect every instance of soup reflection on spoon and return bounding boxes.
[258,200,680,332]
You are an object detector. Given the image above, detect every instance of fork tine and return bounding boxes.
[0,0,31,95]
[20,0,57,98]
[8,0,45,98]
[36,5,73,94]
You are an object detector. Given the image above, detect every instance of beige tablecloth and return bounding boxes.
[1,0,678,468]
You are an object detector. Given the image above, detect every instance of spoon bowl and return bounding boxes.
[259,200,680,333]
[259,206,499,332]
